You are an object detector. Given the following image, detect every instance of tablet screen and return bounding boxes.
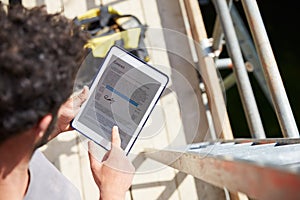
[77,55,162,150]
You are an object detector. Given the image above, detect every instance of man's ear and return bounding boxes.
[35,114,53,140]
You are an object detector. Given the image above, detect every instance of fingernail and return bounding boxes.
[113,125,118,131]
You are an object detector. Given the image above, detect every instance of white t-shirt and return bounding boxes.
[24,150,81,200]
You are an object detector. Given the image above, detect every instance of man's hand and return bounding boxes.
[49,86,89,140]
[88,126,135,200]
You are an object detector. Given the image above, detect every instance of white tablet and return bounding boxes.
[71,45,169,155]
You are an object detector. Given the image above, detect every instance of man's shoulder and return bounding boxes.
[24,150,81,200]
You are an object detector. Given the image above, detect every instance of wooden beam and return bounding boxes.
[183,0,233,139]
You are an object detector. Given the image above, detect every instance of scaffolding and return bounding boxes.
[144,0,300,199]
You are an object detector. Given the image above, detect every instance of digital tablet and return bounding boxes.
[71,45,169,155]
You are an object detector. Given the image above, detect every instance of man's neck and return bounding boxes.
[0,131,35,200]
[0,167,29,200]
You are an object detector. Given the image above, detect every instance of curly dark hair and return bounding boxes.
[0,4,88,142]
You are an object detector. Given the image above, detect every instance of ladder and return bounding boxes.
[144,0,300,199]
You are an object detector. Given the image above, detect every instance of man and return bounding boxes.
[0,3,135,200]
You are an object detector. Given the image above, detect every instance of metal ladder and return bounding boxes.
[144,0,300,199]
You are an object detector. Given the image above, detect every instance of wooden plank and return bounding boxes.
[99,0,186,199]
[153,0,210,149]
[183,0,233,140]
[142,0,227,199]
[123,0,203,199]
[62,0,88,19]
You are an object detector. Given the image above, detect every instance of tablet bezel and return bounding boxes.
[71,45,169,154]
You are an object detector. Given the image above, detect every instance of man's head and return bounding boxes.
[0,4,88,143]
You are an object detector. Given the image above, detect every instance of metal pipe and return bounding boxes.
[212,0,266,138]
[241,0,299,138]
[216,58,232,69]
[211,17,223,53]
[230,4,273,107]
[199,81,217,140]
[223,72,236,90]
[211,0,233,53]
